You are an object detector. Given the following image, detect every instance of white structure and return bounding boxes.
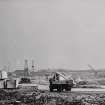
[0,71,8,79]
[16,78,19,88]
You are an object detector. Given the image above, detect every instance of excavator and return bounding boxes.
[49,72,75,92]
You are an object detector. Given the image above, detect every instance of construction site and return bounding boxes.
[1,0,105,104]
[0,60,105,105]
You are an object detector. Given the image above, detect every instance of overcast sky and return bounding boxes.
[0,0,105,71]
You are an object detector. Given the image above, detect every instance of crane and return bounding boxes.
[88,64,98,77]
[19,60,31,84]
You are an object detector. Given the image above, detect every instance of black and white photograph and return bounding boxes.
[0,0,105,105]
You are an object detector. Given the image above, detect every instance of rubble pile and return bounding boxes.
[76,94,105,105]
[0,89,10,100]
[1,89,105,105]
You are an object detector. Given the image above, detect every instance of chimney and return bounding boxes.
[24,59,29,77]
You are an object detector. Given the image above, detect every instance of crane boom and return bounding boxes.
[88,64,97,77]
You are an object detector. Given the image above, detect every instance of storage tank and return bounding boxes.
[6,79,16,89]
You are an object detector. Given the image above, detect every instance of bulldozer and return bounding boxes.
[49,72,74,92]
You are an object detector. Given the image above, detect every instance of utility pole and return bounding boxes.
[32,60,35,71]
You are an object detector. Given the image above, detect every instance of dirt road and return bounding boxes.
[37,84,105,93]
[19,83,105,93]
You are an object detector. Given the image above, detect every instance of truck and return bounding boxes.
[49,72,74,92]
